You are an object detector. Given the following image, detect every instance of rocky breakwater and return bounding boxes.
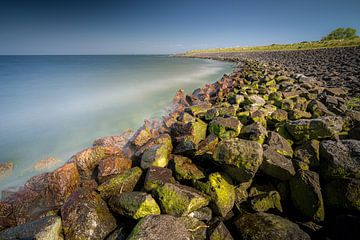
[1,60,360,239]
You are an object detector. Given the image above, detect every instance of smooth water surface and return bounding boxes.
[0,55,234,191]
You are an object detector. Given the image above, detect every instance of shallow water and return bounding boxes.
[0,55,234,191]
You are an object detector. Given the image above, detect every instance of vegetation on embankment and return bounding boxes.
[185,37,360,55]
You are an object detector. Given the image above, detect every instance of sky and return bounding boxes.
[0,0,359,54]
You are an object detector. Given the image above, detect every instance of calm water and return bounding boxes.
[0,55,234,191]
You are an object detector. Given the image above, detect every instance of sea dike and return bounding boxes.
[1,48,360,239]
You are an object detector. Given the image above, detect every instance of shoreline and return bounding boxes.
[1,48,360,239]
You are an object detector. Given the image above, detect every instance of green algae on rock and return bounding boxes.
[239,122,268,144]
[286,119,334,141]
[250,190,283,213]
[209,116,242,139]
[180,216,207,240]
[140,144,170,169]
[155,183,209,216]
[208,220,234,240]
[261,147,295,181]
[144,166,175,192]
[267,131,293,158]
[109,192,160,219]
[173,155,205,181]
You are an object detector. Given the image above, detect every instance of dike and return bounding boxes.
[0,58,360,240]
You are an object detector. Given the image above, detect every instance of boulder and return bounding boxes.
[239,122,268,144]
[69,146,120,178]
[188,207,212,222]
[261,147,295,181]
[140,144,170,169]
[129,125,153,147]
[286,119,334,141]
[195,133,219,156]
[250,190,282,213]
[171,118,207,145]
[61,189,116,240]
[234,212,310,240]
[289,170,325,222]
[97,167,143,199]
[320,140,360,180]
[180,216,207,240]
[234,180,252,207]
[294,140,320,168]
[173,155,205,181]
[209,117,242,139]
[208,220,234,240]
[144,166,174,192]
[155,183,209,216]
[268,109,288,124]
[323,178,360,211]
[213,139,263,182]
[97,154,132,183]
[267,131,293,157]
[127,214,192,240]
[109,192,160,219]
[134,134,172,159]
[288,109,312,120]
[0,216,63,240]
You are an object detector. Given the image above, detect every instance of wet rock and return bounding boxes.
[209,116,242,139]
[195,133,219,156]
[323,178,360,211]
[294,140,320,168]
[134,134,173,159]
[208,220,234,240]
[69,146,120,178]
[129,125,153,148]
[186,103,212,117]
[234,212,310,240]
[0,216,63,240]
[61,189,116,240]
[144,166,174,192]
[320,140,360,180]
[109,192,160,219]
[127,214,192,240]
[267,131,293,157]
[33,157,62,171]
[180,216,207,240]
[289,170,324,222]
[0,161,13,178]
[171,118,208,145]
[286,119,334,141]
[188,207,212,222]
[213,138,263,182]
[93,129,133,148]
[97,167,143,199]
[239,122,268,144]
[173,155,205,181]
[155,183,209,216]
[97,154,132,183]
[140,144,171,169]
[261,147,295,181]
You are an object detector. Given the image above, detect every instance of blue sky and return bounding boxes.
[0,0,359,54]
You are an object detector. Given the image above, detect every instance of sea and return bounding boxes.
[0,55,234,191]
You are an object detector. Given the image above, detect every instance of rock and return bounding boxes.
[234,180,252,207]
[97,154,132,183]
[33,157,62,171]
[127,214,192,240]
[173,155,205,181]
[97,167,143,199]
[267,131,293,157]
[134,134,173,159]
[213,139,263,182]
[109,192,160,219]
[209,116,242,139]
[144,166,174,192]
[285,119,334,141]
[180,216,207,240]
[239,122,268,144]
[250,190,282,213]
[268,109,288,124]
[197,172,235,217]
[294,140,320,168]
[245,95,266,107]
[69,146,120,178]
[186,103,212,117]
[289,170,325,222]
[129,125,153,147]
[0,216,63,240]
[155,183,209,216]
[307,100,334,117]
[188,207,212,222]
[61,189,116,240]
[261,147,295,181]
[140,144,170,169]
[234,212,310,240]
[320,140,360,180]
[288,109,312,120]
[105,225,128,240]
[93,129,133,148]
[171,118,208,145]
[195,133,219,156]
[281,99,294,110]
[324,87,347,97]
[0,161,13,178]
[208,220,234,240]
[323,178,360,211]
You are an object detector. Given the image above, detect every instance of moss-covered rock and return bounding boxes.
[281,99,294,111]
[209,116,242,139]
[320,140,360,180]
[213,138,263,182]
[208,220,234,240]
[294,140,320,168]
[289,109,312,120]
[173,155,205,181]
[127,214,192,240]
[261,147,295,181]
[97,167,143,199]
[187,207,212,222]
[289,170,325,222]
[250,190,283,213]
[180,216,207,240]
[234,180,252,207]
[240,122,268,144]
[97,154,132,183]
[268,109,288,125]
[323,178,360,211]
[234,212,310,240]
[195,133,219,156]
[286,119,334,141]
[171,118,208,145]
[267,131,293,157]
[141,144,170,169]
[155,183,209,216]
[109,192,160,219]
[144,166,174,192]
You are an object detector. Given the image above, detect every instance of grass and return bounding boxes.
[185,37,360,55]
